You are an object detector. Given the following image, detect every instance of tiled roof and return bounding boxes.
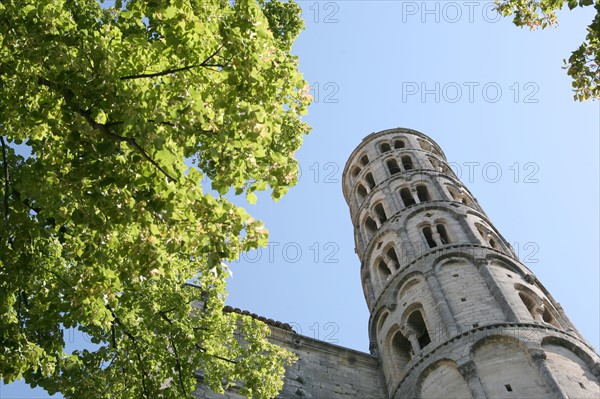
[223,305,294,331]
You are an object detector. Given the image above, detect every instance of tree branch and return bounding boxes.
[119,44,224,80]
[195,344,238,364]
[169,336,187,395]
[106,303,152,399]
[0,136,9,219]
[37,77,178,182]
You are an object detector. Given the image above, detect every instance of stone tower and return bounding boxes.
[342,128,600,399]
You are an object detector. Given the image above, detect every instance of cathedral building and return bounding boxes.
[196,128,599,399]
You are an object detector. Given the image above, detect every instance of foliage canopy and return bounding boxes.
[0,0,310,397]
[496,0,599,101]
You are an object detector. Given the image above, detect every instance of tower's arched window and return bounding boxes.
[379,142,391,153]
[417,138,442,158]
[417,138,429,151]
[428,156,440,171]
[365,216,377,239]
[540,304,561,328]
[350,166,361,181]
[436,224,451,244]
[407,310,431,349]
[441,163,452,175]
[391,331,412,371]
[476,223,498,249]
[401,155,414,171]
[374,203,387,224]
[387,159,401,175]
[416,185,431,202]
[446,185,459,201]
[378,259,392,282]
[518,292,537,319]
[386,247,399,269]
[359,154,369,167]
[377,311,389,332]
[357,184,368,203]
[394,139,405,149]
[447,184,474,206]
[422,226,437,248]
[400,187,416,207]
[365,172,376,190]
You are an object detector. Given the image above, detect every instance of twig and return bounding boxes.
[195,344,237,364]
[169,336,187,395]
[106,303,152,398]
[120,45,224,80]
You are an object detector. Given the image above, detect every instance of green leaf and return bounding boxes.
[246,191,257,204]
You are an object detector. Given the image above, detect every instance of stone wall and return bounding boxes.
[193,325,388,399]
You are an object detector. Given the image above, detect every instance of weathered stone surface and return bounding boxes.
[193,326,387,398]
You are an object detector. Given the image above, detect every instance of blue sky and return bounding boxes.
[3,1,599,398]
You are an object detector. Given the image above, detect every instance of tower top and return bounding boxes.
[342,127,446,205]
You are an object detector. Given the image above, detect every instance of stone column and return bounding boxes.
[529,349,568,399]
[425,270,460,338]
[475,259,519,322]
[458,360,487,399]
[534,305,546,323]
[431,229,442,247]
[384,253,398,272]
[404,327,421,355]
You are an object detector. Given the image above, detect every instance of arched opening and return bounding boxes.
[350,166,361,181]
[386,159,401,175]
[431,147,443,158]
[416,184,431,202]
[400,187,416,207]
[394,139,405,149]
[518,292,537,319]
[374,203,387,224]
[422,226,437,248]
[542,307,560,327]
[365,172,376,190]
[378,259,392,282]
[391,331,412,371]
[401,155,414,171]
[377,311,389,332]
[436,224,450,244]
[379,142,391,153]
[476,224,498,249]
[359,154,369,167]
[446,185,459,201]
[386,247,399,269]
[428,156,440,171]
[407,310,431,349]
[365,216,377,239]
[356,184,368,203]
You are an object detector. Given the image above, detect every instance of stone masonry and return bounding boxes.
[342,128,599,398]
[196,128,600,398]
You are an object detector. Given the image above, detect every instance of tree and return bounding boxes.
[0,0,311,398]
[496,0,599,101]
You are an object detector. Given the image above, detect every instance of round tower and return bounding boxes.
[342,128,600,399]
